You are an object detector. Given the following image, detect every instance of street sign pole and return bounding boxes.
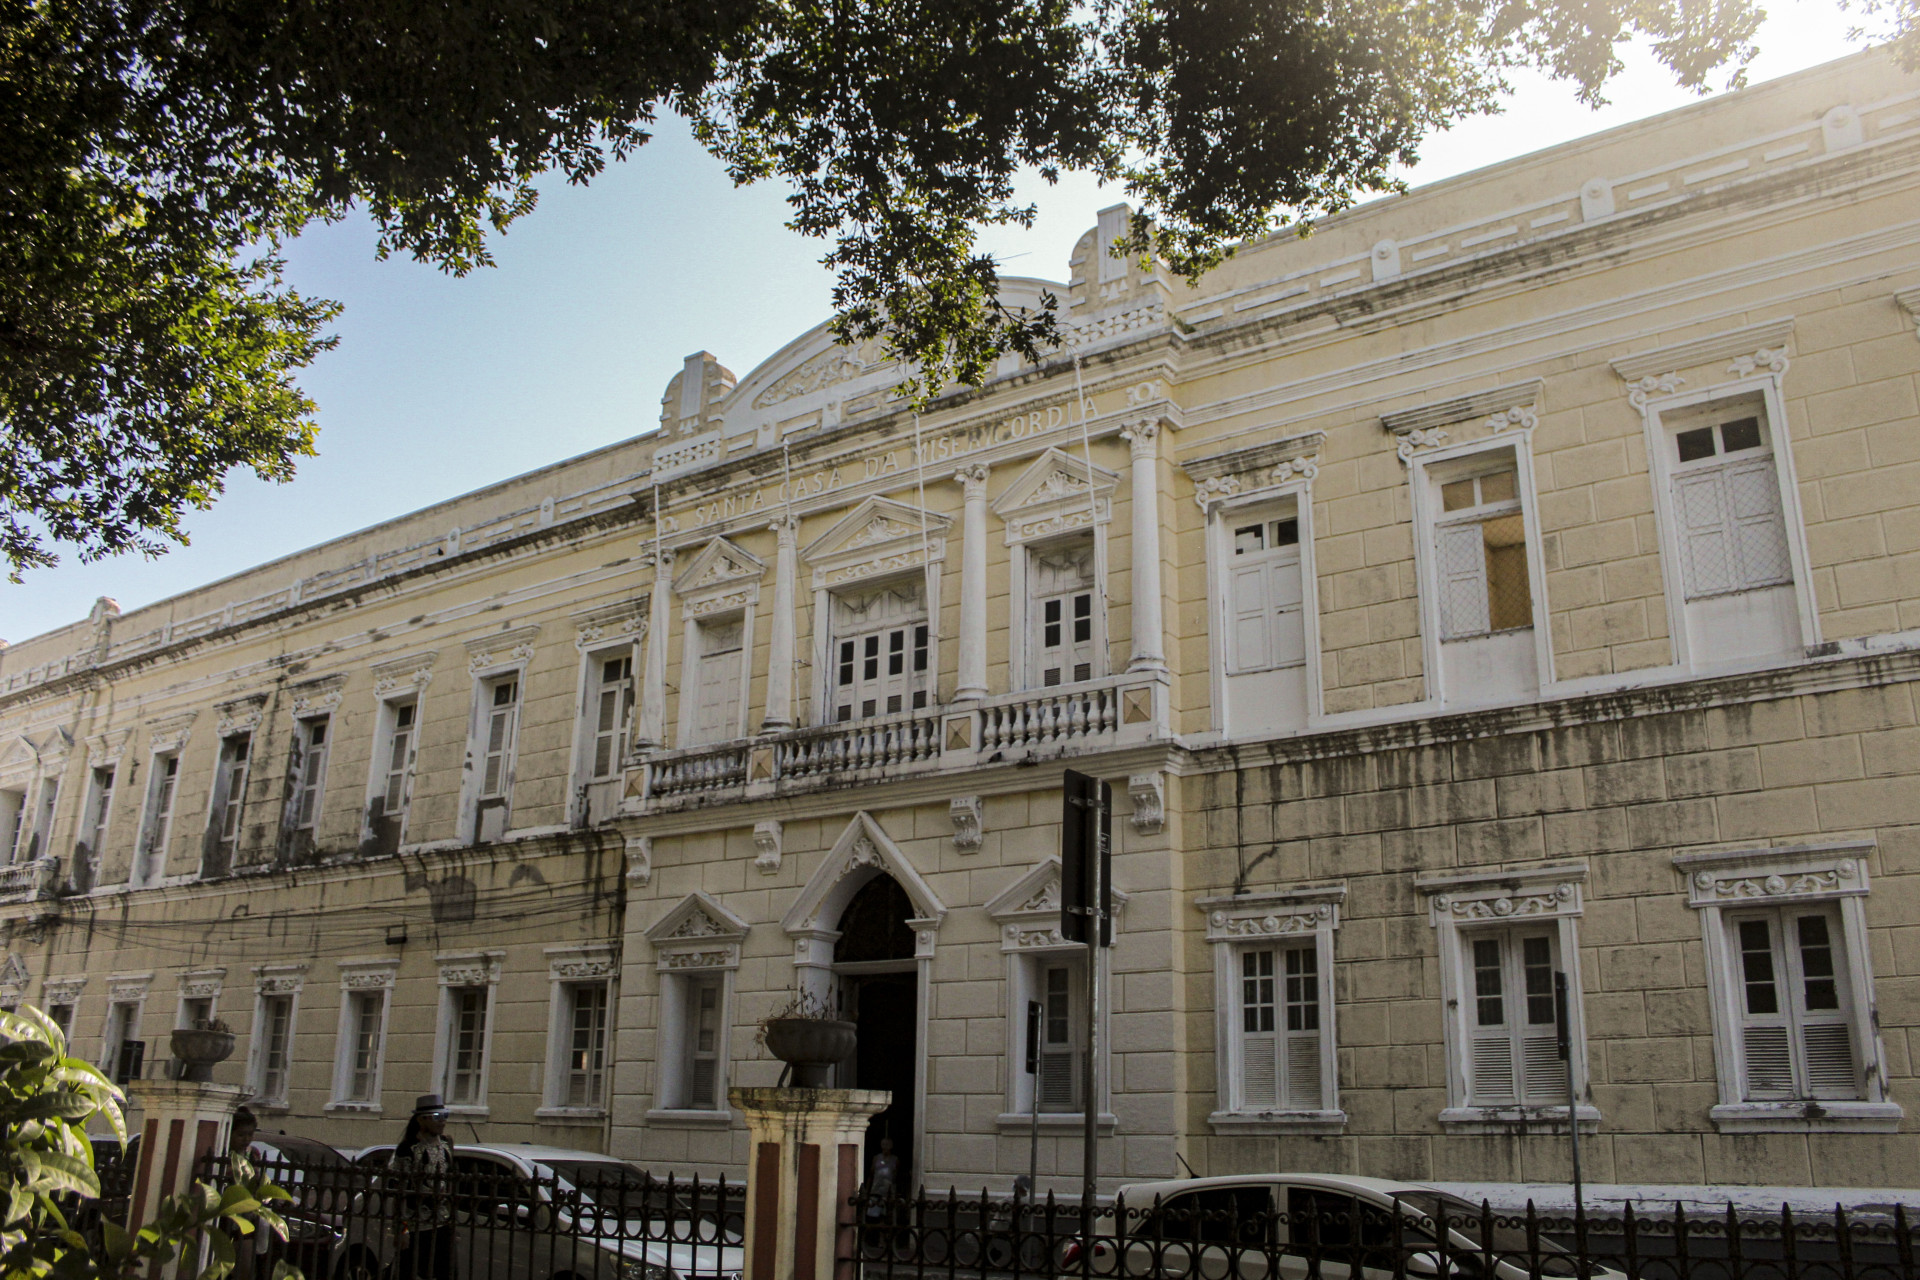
[1061,770,1110,1237]
[1554,971,1585,1222]
[1025,999,1042,1204]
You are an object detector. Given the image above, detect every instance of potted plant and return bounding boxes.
[758,990,856,1087]
[169,1018,235,1082]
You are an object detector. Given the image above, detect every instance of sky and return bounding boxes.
[0,1,1876,645]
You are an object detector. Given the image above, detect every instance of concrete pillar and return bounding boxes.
[762,517,800,732]
[952,465,991,703]
[1121,421,1166,673]
[124,1080,250,1278]
[732,1087,891,1280]
[635,548,675,749]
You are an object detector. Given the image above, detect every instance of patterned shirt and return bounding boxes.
[387,1135,454,1227]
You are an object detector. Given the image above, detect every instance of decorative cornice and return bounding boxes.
[105,972,153,1002]
[1675,842,1872,909]
[1381,380,1543,436]
[1609,317,1795,383]
[1198,884,1346,943]
[434,950,503,987]
[215,696,266,738]
[949,795,983,853]
[1417,863,1587,925]
[85,729,134,769]
[290,674,347,718]
[1396,426,1451,464]
[177,967,227,999]
[571,600,648,649]
[1180,431,1328,484]
[41,976,86,1005]
[336,958,400,991]
[251,962,308,995]
[465,625,541,674]
[370,650,437,698]
[546,943,618,982]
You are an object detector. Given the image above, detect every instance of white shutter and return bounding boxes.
[1724,458,1793,590]
[1674,470,1736,598]
[1242,1032,1278,1109]
[1228,561,1272,673]
[481,705,514,795]
[1801,1024,1858,1097]
[1520,1030,1562,1105]
[1267,557,1305,667]
[1039,1050,1075,1109]
[1742,1025,1794,1098]
[1435,523,1491,639]
[1284,1031,1321,1110]
[1470,1031,1517,1105]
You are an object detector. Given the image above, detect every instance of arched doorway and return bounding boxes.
[835,874,918,1187]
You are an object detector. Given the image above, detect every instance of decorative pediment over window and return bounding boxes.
[1197,884,1344,943]
[803,497,951,589]
[0,954,29,1000]
[782,812,946,962]
[216,695,267,737]
[146,712,197,755]
[673,537,766,617]
[1675,842,1871,908]
[289,675,346,719]
[1180,430,1327,511]
[646,891,751,971]
[572,600,648,649]
[0,736,38,781]
[1416,863,1586,924]
[991,448,1118,545]
[985,855,1128,953]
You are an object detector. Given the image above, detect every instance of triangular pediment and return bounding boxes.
[645,891,752,945]
[803,497,952,568]
[673,537,766,597]
[0,737,37,776]
[782,811,947,935]
[0,954,27,994]
[990,448,1117,520]
[985,855,1130,922]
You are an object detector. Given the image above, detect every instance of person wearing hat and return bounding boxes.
[387,1095,458,1280]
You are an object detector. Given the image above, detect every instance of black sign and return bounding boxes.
[1025,1001,1042,1075]
[1060,770,1111,947]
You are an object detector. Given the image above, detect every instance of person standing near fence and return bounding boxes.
[228,1107,266,1280]
[388,1094,459,1280]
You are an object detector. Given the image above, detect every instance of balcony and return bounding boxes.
[0,857,60,903]
[627,669,1166,808]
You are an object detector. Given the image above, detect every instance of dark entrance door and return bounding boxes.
[835,875,919,1189]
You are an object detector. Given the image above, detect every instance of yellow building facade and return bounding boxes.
[4,48,1920,1192]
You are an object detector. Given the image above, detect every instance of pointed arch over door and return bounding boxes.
[782,811,947,966]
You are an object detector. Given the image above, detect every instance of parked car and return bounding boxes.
[1074,1174,1628,1280]
[248,1134,356,1278]
[336,1143,743,1280]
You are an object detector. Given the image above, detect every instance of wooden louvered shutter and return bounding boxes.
[1673,470,1736,599]
[1281,944,1321,1111]
[1435,523,1491,639]
[1733,916,1795,1099]
[1467,935,1518,1105]
[1240,949,1278,1108]
[1724,458,1793,590]
[1791,911,1860,1100]
[1267,557,1306,667]
[1039,964,1077,1111]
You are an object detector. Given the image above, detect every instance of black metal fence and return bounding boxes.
[847,1186,1920,1280]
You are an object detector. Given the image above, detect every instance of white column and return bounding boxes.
[635,549,675,749]
[762,517,800,731]
[953,464,991,703]
[1122,421,1166,672]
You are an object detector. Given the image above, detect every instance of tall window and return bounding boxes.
[1669,412,1793,601]
[373,699,417,835]
[179,996,214,1029]
[133,753,179,886]
[1030,537,1098,687]
[589,656,634,778]
[1433,465,1533,640]
[81,767,114,857]
[103,1000,142,1085]
[478,679,520,799]
[1728,906,1861,1101]
[23,778,58,861]
[1036,961,1084,1112]
[0,789,24,863]
[689,620,746,745]
[288,718,330,832]
[206,734,252,871]
[563,983,610,1108]
[252,993,294,1104]
[1227,514,1305,675]
[341,991,387,1104]
[1465,929,1561,1107]
[444,987,490,1106]
[680,976,722,1110]
[46,1001,75,1045]
[830,582,931,722]
[1239,945,1321,1111]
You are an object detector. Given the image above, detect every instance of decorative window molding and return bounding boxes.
[432,950,503,1115]
[464,625,541,675]
[645,895,748,1124]
[247,964,306,1109]
[802,495,951,591]
[1198,885,1344,1133]
[752,819,783,875]
[1417,864,1598,1133]
[177,968,226,1001]
[1382,381,1543,440]
[106,973,153,1004]
[329,958,397,1112]
[995,449,1118,692]
[673,537,766,615]
[42,976,86,1007]
[949,796,983,852]
[214,696,266,739]
[991,446,1118,545]
[571,599,648,650]
[0,954,31,1003]
[289,675,347,718]
[1608,317,1796,385]
[85,730,133,770]
[370,650,437,698]
[986,857,1123,1130]
[1675,843,1899,1133]
[1128,773,1165,835]
[1180,431,1327,511]
[624,835,652,887]
[541,943,617,1120]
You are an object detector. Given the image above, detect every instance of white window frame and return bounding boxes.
[1407,435,1555,705]
[1198,886,1344,1133]
[1417,864,1596,1132]
[100,974,151,1085]
[41,977,85,1048]
[671,537,765,746]
[364,696,421,850]
[204,732,254,873]
[1634,370,1819,670]
[540,944,618,1119]
[175,968,225,1032]
[328,959,397,1112]
[1204,483,1324,735]
[79,764,116,868]
[285,715,332,835]
[1676,843,1899,1132]
[567,604,643,828]
[821,577,934,724]
[431,951,502,1116]
[23,773,59,863]
[992,449,1119,693]
[0,785,25,865]
[643,892,748,1125]
[679,612,754,745]
[246,964,305,1110]
[985,857,1121,1132]
[459,631,535,843]
[132,747,183,888]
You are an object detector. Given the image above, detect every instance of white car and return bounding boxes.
[336,1142,743,1280]
[1077,1174,1626,1280]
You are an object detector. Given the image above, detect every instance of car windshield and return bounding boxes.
[1390,1193,1577,1267]
[538,1160,665,1207]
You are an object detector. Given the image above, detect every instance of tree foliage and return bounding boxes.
[0,1005,298,1280]
[2,0,1902,577]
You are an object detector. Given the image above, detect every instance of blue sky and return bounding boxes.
[0,3,1868,645]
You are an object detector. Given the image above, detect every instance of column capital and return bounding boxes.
[1120,420,1162,455]
[953,463,991,497]
[638,546,676,571]
[767,515,800,543]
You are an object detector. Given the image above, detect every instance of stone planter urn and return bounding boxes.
[169,1027,236,1083]
[762,1017,857,1088]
